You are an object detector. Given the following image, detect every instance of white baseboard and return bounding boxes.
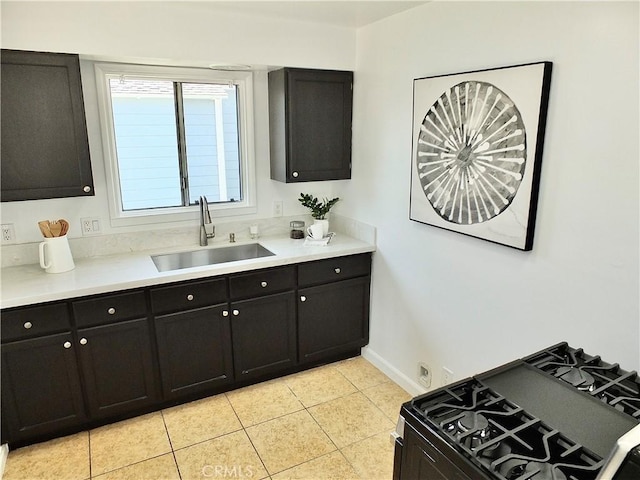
[0,443,8,479]
[361,346,426,397]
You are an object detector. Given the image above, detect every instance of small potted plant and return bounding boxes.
[298,193,339,236]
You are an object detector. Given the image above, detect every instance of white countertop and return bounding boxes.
[0,234,375,309]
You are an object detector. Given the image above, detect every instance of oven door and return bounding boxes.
[393,407,489,480]
[597,424,640,480]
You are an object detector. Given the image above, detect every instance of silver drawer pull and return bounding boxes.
[261,281,268,288]
[233,309,239,316]
[222,310,229,317]
[292,171,299,178]
[23,321,33,329]
[334,267,341,274]
[300,296,306,302]
[187,294,194,301]
[83,185,91,193]
[107,307,116,315]
[80,338,88,345]
[63,341,72,349]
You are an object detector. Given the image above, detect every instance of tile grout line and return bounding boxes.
[223,392,271,479]
[159,409,183,480]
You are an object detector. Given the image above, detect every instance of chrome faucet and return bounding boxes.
[199,196,215,246]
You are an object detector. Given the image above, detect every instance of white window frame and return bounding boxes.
[94,63,257,227]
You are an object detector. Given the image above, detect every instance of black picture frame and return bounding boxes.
[409,61,553,251]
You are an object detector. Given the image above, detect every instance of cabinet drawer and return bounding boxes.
[150,278,227,314]
[298,253,371,286]
[73,291,147,328]
[229,266,295,299]
[1,303,70,342]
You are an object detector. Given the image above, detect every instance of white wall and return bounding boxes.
[0,1,355,244]
[345,1,639,390]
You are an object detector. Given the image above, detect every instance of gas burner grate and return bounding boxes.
[525,343,640,418]
[412,381,604,480]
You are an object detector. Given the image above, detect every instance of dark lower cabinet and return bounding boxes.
[298,276,370,364]
[231,292,297,380]
[1,253,372,447]
[1,332,86,443]
[154,304,233,400]
[77,318,158,419]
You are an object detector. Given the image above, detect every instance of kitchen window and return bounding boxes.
[95,63,256,226]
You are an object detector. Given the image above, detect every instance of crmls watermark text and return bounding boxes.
[201,465,255,478]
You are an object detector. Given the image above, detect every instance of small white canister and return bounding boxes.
[39,236,75,273]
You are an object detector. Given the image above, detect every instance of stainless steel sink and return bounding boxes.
[151,243,275,272]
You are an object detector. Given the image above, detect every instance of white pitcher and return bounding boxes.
[39,236,75,273]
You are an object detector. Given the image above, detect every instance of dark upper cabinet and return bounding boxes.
[1,49,94,201]
[269,68,353,182]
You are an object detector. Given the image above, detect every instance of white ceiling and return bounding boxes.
[192,1,429,28]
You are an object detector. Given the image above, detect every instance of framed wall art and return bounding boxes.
[409,62,552,251]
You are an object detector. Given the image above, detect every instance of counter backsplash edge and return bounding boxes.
[0,214,376,268]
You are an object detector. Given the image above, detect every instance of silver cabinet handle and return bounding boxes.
[222,310,229,317]
[292,171,299,178]
[63,341,72,349]
[23,321,33,329]
[80,338,88,345]
[233,309,239,316]
[300,296,306,302]
[107,307,116,315]
[83,186,91,193]
[187,294,194,301]
[334,268,341,274]
[261,281,268,288]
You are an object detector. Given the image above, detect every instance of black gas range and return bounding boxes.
[393,342,640,480]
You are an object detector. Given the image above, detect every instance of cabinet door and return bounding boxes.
[1,49,93,201]
[154,304,233,400]
[1,332,86,444]
[77,318,158,419]
[269,68,353,182]
[231,292,296,381]
[298,276,370,364]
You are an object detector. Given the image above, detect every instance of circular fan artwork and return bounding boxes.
[416,81,526,225]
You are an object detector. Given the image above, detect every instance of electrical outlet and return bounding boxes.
[442,367,454,386]
[418,362,431,388]
[1,224,16,244]
[273,200,283,217]
[81,217,101,236]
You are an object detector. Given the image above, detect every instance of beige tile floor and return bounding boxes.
[3,356,412,480]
